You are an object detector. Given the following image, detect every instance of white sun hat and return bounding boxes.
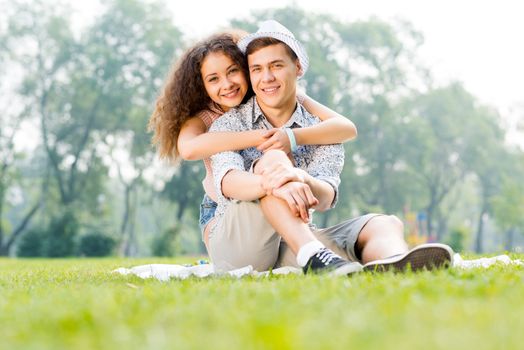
[237,20,309,77]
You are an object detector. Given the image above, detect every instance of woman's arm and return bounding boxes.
[295,94,357,145]
[177,116,270,161]
[257,94,357,152]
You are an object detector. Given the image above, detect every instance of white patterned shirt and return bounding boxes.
[209,96,344,222]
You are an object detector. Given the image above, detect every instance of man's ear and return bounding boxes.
[295,60,304,77]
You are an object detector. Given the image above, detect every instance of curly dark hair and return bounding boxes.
[148,32,253,162]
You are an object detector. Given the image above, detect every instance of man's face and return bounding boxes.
[247,43,301,113]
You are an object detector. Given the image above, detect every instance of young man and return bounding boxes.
[208,20,453,275]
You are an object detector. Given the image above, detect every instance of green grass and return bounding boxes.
[1,255,523,350]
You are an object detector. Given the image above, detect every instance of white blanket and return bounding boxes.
[113,253,523,281]
[113,264,301,281]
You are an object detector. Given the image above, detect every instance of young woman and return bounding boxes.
[148,32,357,250]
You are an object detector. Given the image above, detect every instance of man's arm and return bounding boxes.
[221,170,265,201]
[305,143,344,210]
[209,108,266,203]
[259,161,335,211]
[299,170,335,211]
[270,180,318,223]
[260,142,344,211]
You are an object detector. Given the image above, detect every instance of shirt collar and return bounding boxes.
[251,97,308,129]
[251,97,265,125]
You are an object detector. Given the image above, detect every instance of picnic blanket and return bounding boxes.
[113,253,523,281]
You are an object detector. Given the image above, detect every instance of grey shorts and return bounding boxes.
[208,200,381,272]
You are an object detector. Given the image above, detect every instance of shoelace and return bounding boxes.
[316,248,341,265]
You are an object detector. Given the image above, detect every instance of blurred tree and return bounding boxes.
[6,0,104,241]
[151,226,180,257]
[79,231,116,257]
[15,210,78,257]
[460,103,507,252]
[445,225,470,253]
[85,0,183,255]
[330,19,428,218]
[42,210,78,257]
[161,162,205,227]
[491,157,524,251]
[400,84,500,241]
[5,0,184,256]
[0,2,44,255]
[16,228,45,257]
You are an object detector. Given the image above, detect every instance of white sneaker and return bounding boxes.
[363,243,454,272]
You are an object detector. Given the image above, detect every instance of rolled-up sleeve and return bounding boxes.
[306,143,344,208]
[211,151,245,202]
[208,112,247,203]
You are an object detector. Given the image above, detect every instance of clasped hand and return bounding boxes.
[261,162,318,223]
[257,129,291,153]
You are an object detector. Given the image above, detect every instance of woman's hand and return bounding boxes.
[257,129,291,154]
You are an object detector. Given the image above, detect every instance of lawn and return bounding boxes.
[1,255,523,350]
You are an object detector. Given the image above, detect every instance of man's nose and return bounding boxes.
[262,68,275,82]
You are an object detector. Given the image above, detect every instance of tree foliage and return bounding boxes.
[79,232,116,257]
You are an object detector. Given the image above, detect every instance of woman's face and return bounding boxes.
[201,52,248,111]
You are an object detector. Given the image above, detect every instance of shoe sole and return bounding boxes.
[363,243,453,272]
[328,262,363,276]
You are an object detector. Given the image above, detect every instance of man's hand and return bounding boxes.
[272,182,318,223]
[257,129,291,154]
[261,162,307,195]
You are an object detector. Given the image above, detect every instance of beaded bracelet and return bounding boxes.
[284,127,298,153]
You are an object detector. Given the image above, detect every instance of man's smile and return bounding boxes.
[260,86,280,94]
